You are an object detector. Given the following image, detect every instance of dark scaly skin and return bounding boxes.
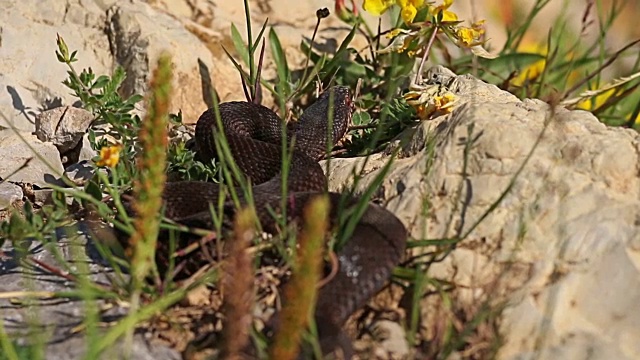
[160,86,407,358]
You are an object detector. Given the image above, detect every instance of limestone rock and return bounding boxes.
[0,0,219,130]
[372,320,410,358]
[0,182,23,210]
[35,106,94,153]
[325,66,640,359]
[2,0,639,358]
[31,188,54,207]
[63,134,97,166]
[106,1,217,123]
[63,160,100,186]
[0,0,111,133]
[0,225,180,360]
[0,130,64,187]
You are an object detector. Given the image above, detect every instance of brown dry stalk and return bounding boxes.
[220,207,256,360]
[128,53,172,284]
[269,195,329,360]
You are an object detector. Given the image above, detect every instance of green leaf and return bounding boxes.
[105,66,126,95]
[23,201,34,219]
[125,94,143,105]
[56,34,69,60]
[79,68,96,87]
[269,27,291,99]
[341,60,368,83]
[351,111,371,126]
[91,75,110,90]
[120,103,135,113]
[252,18,269,54]
[85,178,103,204]
[56,51,66,63]
[231,23,250,68]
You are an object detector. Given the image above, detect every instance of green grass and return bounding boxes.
[0,0,638,359]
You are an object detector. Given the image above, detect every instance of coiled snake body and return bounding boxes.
[159,86,407,358]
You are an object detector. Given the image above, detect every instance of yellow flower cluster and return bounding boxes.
[364,0,495,58]
[96,144,122,168]
[363,0,461,25]
[430,0,457,22]
[455,20,485,46]
[363,0,425,24]
[405,89,458,119]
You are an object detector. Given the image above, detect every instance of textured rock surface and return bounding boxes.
[0,0,360,130]
[0,0,112,132]
[0,0,216,128]
[0,130,64,187]
[1,0,639,359]
[63,160,101,186]
[0,182,23,210]
[0,225,180,360]
[325,66,640,359]
[371,320,410,358]
[105,1,218,123]
[35,106,94,153]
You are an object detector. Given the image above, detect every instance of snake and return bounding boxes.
[155,86,407,358]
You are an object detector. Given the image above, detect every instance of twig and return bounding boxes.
[316,250,339,289]
[414,27,440,85]
[562,39,640,99]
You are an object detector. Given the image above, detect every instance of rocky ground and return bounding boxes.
[1,1,640,359]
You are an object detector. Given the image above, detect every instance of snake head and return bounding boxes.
[294,86,353,160]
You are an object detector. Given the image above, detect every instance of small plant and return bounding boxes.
[0,198,67,246]
[166,140,218,182]
[56,35,142,178]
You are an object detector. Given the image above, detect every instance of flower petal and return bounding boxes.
[401,4,418,24]
[363,0,395,16]
[441,9,458,21]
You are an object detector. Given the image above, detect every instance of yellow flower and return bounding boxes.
[398,0,424,24]
[96,144,122,168]
[577,88,615,110]
[455,21,484,46]
[433,93,457,112]
[363,0,424,24]
[404,88,458,120]
[363,0,396,15]
[574,85,639,125]
[511,40,547,87]
[429,0,458,22]
[574,86,639,125]
[456,27,477,46]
